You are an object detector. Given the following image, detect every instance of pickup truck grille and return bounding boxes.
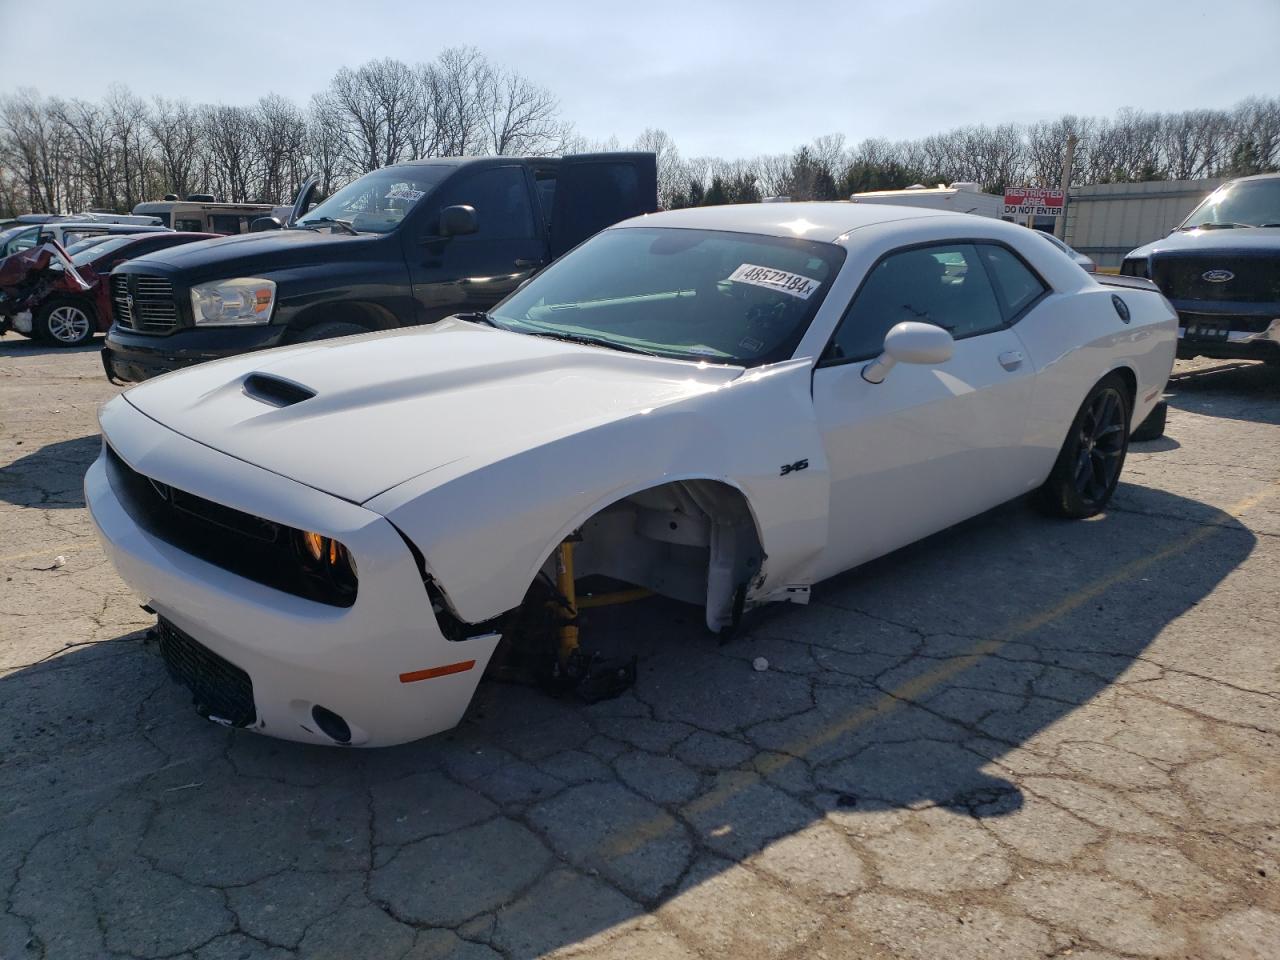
[111,274,180,333]
[1151,254,1280,304]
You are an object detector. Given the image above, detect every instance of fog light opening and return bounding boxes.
[311,705,352,744]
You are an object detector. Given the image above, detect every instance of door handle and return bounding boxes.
[998,350,1024,371]
[514,258,540,268]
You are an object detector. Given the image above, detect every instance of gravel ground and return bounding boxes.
[1,335,1278,960]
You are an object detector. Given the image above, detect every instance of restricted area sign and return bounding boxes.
[1003,187,1065,218]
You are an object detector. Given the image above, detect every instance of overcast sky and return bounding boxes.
[1,0,1277,157]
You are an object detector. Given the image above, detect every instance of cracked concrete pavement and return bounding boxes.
[1,334,1278,959]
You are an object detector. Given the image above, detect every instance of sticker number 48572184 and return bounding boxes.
[727,264,820,300]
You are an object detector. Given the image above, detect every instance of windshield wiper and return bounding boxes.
[1185,221,1250,230]
[297,216,358,235]
[528,330,664,357]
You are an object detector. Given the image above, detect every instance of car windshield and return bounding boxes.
[1181,178,1280,229]
[488,227,846,366]
[295,165,453,234]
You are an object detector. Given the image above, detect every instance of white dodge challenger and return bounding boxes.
[87,203,1176,746]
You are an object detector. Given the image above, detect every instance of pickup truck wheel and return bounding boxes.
[1037,373,1131,519]
[1130,400,1167,441]
[35,298,97,347]
[294,321,369,343]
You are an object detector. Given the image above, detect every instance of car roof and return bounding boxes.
[59,223,168,232]
[1226,172,1280,184]
[614,201,965,243]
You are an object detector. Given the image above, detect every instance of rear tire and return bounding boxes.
[1130,400,1167,441]
[1037,373,1131,519]
[35,298,97,347]
[292,321,369,343]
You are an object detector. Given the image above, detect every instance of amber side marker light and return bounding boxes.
[399,660,477,683]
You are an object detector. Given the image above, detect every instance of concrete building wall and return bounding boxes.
[1063,178,1223,269]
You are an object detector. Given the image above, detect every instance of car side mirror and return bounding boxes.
[439,205,478,237]
[250,217,283,232]
[861,321,954,384]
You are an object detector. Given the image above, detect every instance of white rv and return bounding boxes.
[849,182,1004,219]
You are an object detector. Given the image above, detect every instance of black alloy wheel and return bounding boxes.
[1038,373,1131,519]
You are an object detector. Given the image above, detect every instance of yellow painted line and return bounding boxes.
[606,482,1280,860]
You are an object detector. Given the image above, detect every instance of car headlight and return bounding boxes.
[190,278,276,326]
[295,529,358,594]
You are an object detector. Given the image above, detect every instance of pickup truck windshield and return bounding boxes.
[1181,178,1280,229]
[488,227,845,366]
[296,166,452,234]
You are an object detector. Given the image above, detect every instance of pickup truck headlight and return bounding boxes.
[190,278,276,326]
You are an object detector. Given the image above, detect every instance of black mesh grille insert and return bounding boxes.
[157,618,256,727]
[105,444,356,608]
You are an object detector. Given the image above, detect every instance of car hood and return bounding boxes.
[117,228,379,279]
[1127,227,1280,259]
[120,318,744,504]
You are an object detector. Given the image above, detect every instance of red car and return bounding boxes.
[0,232,216,346]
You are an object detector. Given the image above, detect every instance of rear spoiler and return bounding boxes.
[1095,273,1159,293]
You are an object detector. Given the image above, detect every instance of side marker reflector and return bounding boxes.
[399,660,476,683]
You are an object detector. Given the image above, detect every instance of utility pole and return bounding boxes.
[1055,134,1078,240]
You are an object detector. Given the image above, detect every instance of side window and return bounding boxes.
[62,229,105,247]
[979,244,1047,320]
[432,167,534,241]
[825,243,1004,363]
[177,218,203,232]
[5,226,41,255]
[535,175,556,224]
[210,214,241,234]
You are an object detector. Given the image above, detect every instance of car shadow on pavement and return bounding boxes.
[0,334,103,357]
[0,485,1256,958]
[1166,359,1280,424]
[0,435,99,509]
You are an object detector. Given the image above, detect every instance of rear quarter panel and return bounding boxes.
[1014,281,1176,473]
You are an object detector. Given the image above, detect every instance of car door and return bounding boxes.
[405,164,548,323]
[811,241,1044,579]
[548,152,659,258]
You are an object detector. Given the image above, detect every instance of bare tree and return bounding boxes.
[253,94,308,203]
[483,69,566,156]
[148,97,201,199]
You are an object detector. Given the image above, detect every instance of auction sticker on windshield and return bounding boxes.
[727,264,820,299]
[386,188,426,202]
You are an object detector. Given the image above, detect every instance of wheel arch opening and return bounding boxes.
[556,478,767,634]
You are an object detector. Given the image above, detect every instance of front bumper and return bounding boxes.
[103,323,289,383]
[85,397,500,747]
[1172,305,1280,362]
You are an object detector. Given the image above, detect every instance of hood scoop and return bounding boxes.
[243,373,316,408]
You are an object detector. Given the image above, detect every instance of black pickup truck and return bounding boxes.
[1121,172,1280,365]
[103,153,657,382]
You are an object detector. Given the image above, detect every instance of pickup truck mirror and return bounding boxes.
[439,205,478,238]
[250,217,283,233]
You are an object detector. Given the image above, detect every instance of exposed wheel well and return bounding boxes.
[558,479,766,633]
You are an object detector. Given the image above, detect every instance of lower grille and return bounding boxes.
[156,618,256,727]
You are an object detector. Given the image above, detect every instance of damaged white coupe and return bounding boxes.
[87,203,1176,746]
